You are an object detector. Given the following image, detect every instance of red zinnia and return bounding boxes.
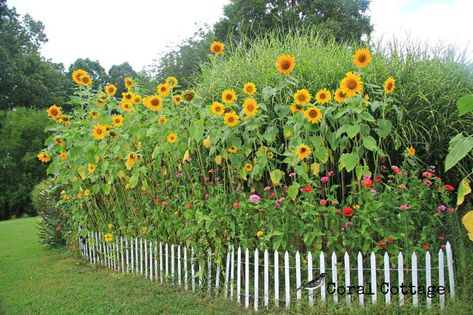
[373,177,381,183]
[444,184,454,191]
[185,203,193,209]
[55,226,62,232]
[387,237,394,243]
[362,179,373,188]
[377,241,386,249]
[233,202,240,209]
[422,244,430,250]
[342,207,354,217]
[301,186,313,193]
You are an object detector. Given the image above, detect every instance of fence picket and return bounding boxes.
[135,238,138,273]
[215,263,220,295]
[426,251,432,308]
[183,246,188,289]
[285,251,290,309]
[384,252,391,305]
[264,249,269,307]
[237,247,241,304]
[121,237,124,273]
[159,242,163,283]
[370,252,377,304]
[357,252,364,305]
[320,252,326,301]
[412,252,418,306]
[208,249,212,292]
[446,242,455,299]
[307,252,314,306]
[145,239,148,278]
[254,248,259,312]
[155,241,158,281]
[178,245,181,286]
[295,251,301,300]
[344,252,351,304]
[125,237,129,273]
[149,241,153,280]
[171,244,175,283]
[191,248,195,291]
[199,262,203,288]
[165,243,169,279]
[331,252,338,303]
[140,238,143,275]
[224,250,230,297]
[230,247,235,299]
[398,252,404,306]
[131,238,134,273]
[116,240,119,270]
[274,250,279,307]
[438,249,445,310]
[245,248,250,309]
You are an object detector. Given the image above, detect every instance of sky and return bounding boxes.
[7,0,473,72]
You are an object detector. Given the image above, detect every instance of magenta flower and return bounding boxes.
[278,197,286,202]
[274,203,281,208]
[424,180,433,186]
[320,176,329,183]
[369,189,377,194]
[399,204,412,211]
[436,204,447,212]
[176,172,183,178]
[264,186,272,192]
[422,172,433,178]
[319,199,327,206]
[327,170,335,177]
[249,194,261,203]
[162,201,168,207]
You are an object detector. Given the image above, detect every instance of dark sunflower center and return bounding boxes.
[300,148,307,153]
[320,93,326,99]
[309,109,318,118]
[358,54,367,62]
[228,117,235,123]
[51,109,58,116]
[298,94,305,101]
[97,129,103,135]
[387,82,393,90]
[247,104,254,111]
[161,87,166,92]
[226,94,232,100]
[151,99,160,106]
[214,46,221,52]
[347,79,357,89]
[281,60,291,70]
[216,106,222,112]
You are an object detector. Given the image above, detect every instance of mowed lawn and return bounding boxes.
[0,218,242,314]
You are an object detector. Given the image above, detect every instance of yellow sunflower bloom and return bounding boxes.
[353,48,372,68]
[104,233,113,243]
[221,89,237,104]
[54,137,64,146]
[61,152,67,160]
[112,114,124,127]
[228,146,238,154]
[243,98,258,117]
[296,144,312,160]
[316,88,331,104]
[244,163,253,172]
[215,155,223,165]
[89,111,99,120]
[59,116,71,126]
[210,41,224,55]
[203,137,211,148]
[210,101,225,116]
[88,163,95,174]
[133,95,141,104]
[275,54,296,75]
[334,89,347,103]
[157,115,168,125]
[166,76,178,87]
[127,152,138,164]
[122,91,135,104]
[290,103,304,113]
[119,103,132,112]
[144,95,163,111]
[406,146,416,157]
[105,84,117,96]
[72,69,88,84]
[157,83,170,97]
[223,111,239,127]
[340,72,363,97]
[304,106,323,124]
[47,104,62,120]
[81,75,93,87]
[173,95,183,105]
[167,133,178,144]
[384,77,396,94]
[243,82,257,95]
[37,151,50,163]
[92,124,107,140]
[267,152,274,159]
[293,89,311,105]
[256,231,263,238]
[124,77,134,90]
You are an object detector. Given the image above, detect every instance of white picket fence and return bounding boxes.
[78,230,455,311]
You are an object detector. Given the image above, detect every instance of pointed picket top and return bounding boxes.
[438,248,445,310]
[284,251,290,308]
[357,252,364,305]
[425,250,432,308]
[319,251,326,301]
[397,252,404,306]
[264,249,269,307]
[446,241,455,298]
[411,252,418,306]
[370,252,377,303]
[237,247,242,304]
[245,248,250,309]
[230,247,235,299]
[331,252,338,303]
[384,252,391,305]
[307,251,314,306]
[274,250,280,307]
[344,252,351,304]
[295,251,302,300]
[254,248,259,311]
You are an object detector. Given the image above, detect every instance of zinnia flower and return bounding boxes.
[399,204,412,211]
[249,194,261,203]
[301,186,313,193]
[256,230,263,238]
[342,207,354,217]
[320,176,329,183]
[444,184,454,191]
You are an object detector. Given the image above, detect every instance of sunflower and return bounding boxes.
[104,233,113,243]
[122,91,135,104]
[243,82,257,95]
[124,77,134,90]
[61,152,67,160]
[224,111,239,127]
[59,116,71,125]
[334,89,347,103]
[384,77,396,94]
[215,155,223,165]
[210,41,224,55]
[89,110,99,119]
[293,89,311,105]
[119,103,131,112]
[96,94,107,106]
[244,163,253,172]
[47,104,62,120]
[290,103,304,113]
[54,137,64,146]
[304,106,323,124]
[267,152,274,159]
[72,69,88,84]
[296,144,312,160]
[166,76,178,87]
[406,146,416,157]
[221,89,237,104]
[353,48,372,68]
[275,54,296,75]
[316,88,331,104]
[182,90,195,102]
[92,124,107,140]
[173,95,183,105]
[84,189,90,196]
[209,101,225,116]
[127,152,138,164]
[112,114,124,127]
[144,95,163,111]
[37,151,50,163]
[167,133,178,144]
[157,83,170,97]
[157,115,168,125]
[228,146,238,154]
[81,75,93,87]
[203,137,211,148]
[340,72,363,97]
[88,163,95,173]
[243,98,258,116]
[105,84,117,96]
[133,95,141,104]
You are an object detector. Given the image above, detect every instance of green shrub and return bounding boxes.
[31,178,66,247]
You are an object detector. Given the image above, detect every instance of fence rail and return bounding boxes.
[78,229,455,311]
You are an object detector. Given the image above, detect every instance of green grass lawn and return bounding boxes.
[1,218,472,315]
[0,217,242,314]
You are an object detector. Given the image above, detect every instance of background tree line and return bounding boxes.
[0,0,372,219]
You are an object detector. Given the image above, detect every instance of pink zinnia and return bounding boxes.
[422,172,433,178]
[327,171,335,177]
[319,199,327,206]
[264,186,272,192]
[320,176,329,183]
[162,201,168,207]
[399,204,412,211]
[249,194,261,203]
[274,203,281,208]
[424,180,433,186]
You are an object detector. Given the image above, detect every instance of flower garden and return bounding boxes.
[37,40,466,262]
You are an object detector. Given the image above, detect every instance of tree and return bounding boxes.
[108,62,137,96]
[0,108,49,220]
[68,58,109,90]
[214,0,372,43]
[0,0,68,110]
